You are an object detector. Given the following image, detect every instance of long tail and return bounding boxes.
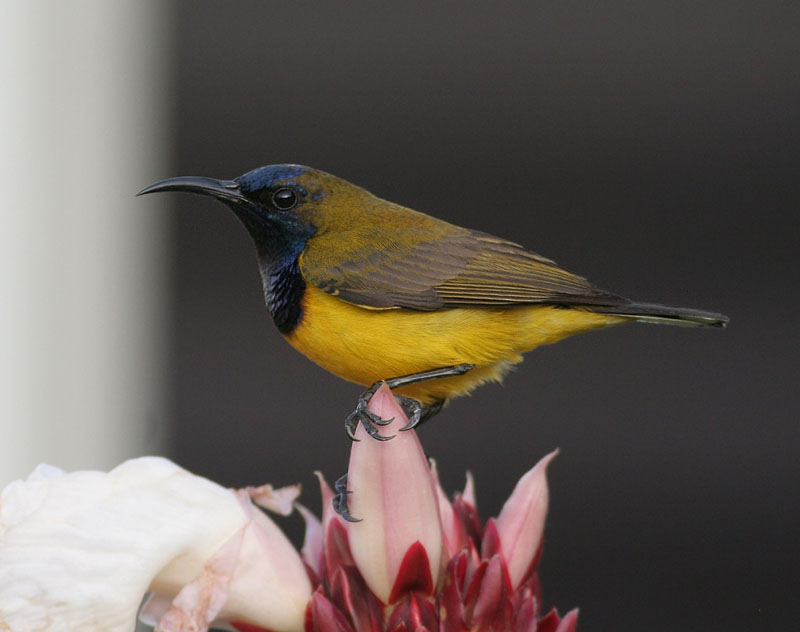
[593,302,729,328]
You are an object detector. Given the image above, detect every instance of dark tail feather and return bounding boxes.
[594,302,729,328]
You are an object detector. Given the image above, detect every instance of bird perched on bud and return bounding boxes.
[140,165,727,439]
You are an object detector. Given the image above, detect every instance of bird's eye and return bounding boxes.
[272,188,297,210]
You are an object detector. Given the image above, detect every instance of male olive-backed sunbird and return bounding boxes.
[140,164,727,439]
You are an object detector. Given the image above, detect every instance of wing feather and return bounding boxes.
[300,221,625,311]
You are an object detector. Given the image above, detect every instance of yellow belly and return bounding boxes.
[284,285,625,404]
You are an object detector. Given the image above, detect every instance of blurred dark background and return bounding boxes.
[160,2,797,629]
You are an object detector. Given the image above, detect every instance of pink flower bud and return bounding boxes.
[344,384,443,604]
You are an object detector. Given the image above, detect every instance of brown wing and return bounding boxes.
[300,222,626,311]
[433,231,625,308]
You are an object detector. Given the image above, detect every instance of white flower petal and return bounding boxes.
[152,524,243,631]
[216,490,311,630]
[0,457,310,632]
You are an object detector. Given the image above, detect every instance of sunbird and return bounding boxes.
[140,164,728,439]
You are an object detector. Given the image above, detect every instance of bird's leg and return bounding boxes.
[332,473,361,522]
[344,364,473,440]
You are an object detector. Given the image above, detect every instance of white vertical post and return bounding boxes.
[0,1,172,481]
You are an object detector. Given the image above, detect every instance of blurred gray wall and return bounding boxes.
[0,1,172,481]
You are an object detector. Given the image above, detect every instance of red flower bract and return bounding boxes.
[231,385,577,632]
[295,473,576,632]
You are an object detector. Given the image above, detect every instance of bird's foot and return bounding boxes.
[344,364,473,440]
[344,383,397,441]
[332,473,360,522]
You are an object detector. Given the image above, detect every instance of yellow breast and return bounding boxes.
[284,285,624,404]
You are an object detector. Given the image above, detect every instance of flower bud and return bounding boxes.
[345,385,443,604]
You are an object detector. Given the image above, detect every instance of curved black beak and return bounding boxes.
[137,176,246,204]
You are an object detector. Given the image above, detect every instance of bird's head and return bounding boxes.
[138,164,371,260]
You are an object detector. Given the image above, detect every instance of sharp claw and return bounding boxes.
[334,474,350,494]
[333,493,361,522]
[362,407,391,425]
[345,406,395,440]
[395,395,422,431]
[344,390,398,440]
[333,474,361,522]
[345,426,360,442]
[398,417,420,431]
[361,411,395,441]
[342,509,362,523]
[344,413,361,441]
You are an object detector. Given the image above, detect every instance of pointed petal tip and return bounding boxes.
[539,607,579,632]
[494,449,559,589]
[314,471,347,541]
[388,541,435,603]
[525,448,559,482]
[370,381,397,406]
[470,554,513,628]
[462,470,476,508]
[431,458,470,558]
[296,502,323,575]
[245,482,301,516]
[306,591,354,632]
[314,471,335,509]
[558,608,579,632]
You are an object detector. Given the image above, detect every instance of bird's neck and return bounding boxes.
[248,220,315,335]
[258,250,306,335]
